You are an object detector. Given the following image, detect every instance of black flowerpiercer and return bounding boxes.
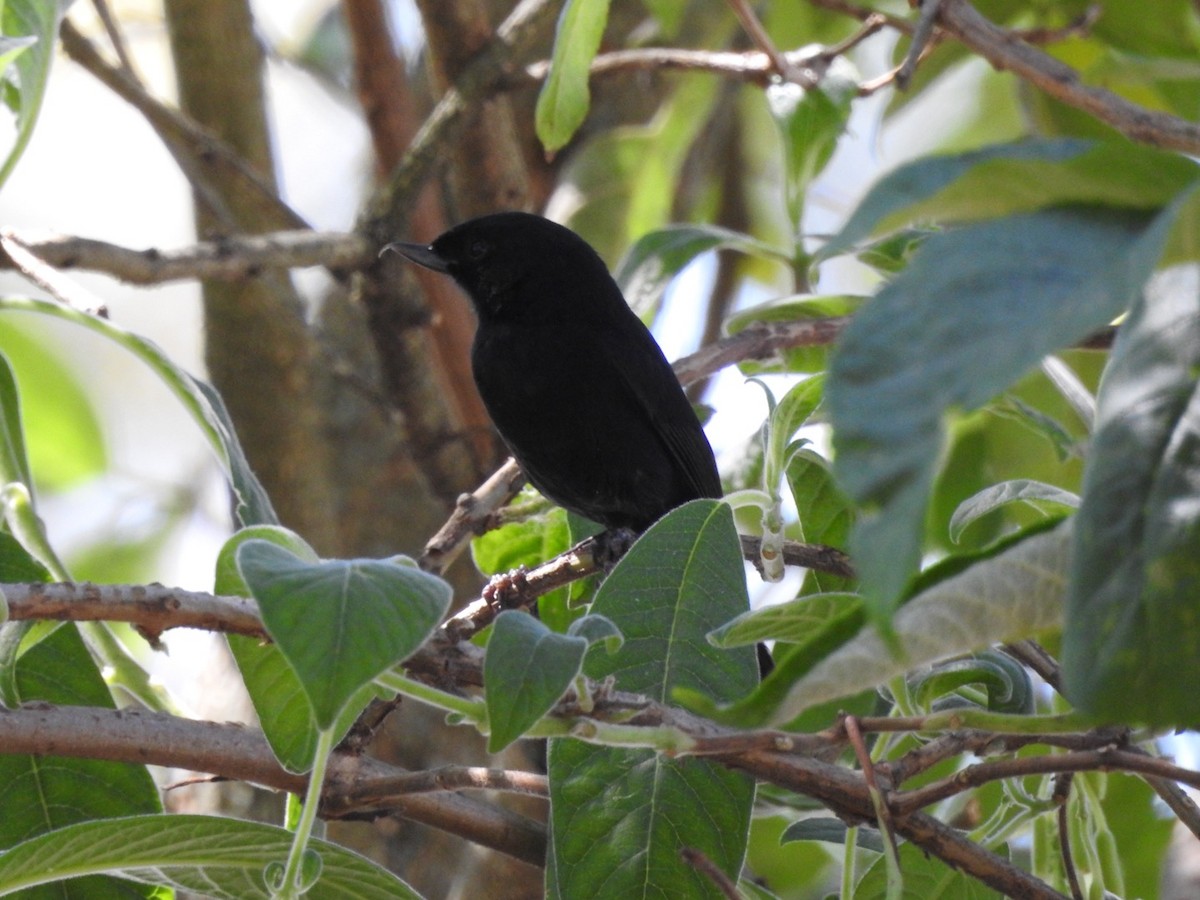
[388,211,722,533]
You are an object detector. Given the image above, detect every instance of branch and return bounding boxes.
[58,18,307,232]
[935,0,1200,155]
[722,746,1068,899]
[4,659,1192,895]
[360,0,560,244]
[2,581,268,640]
[0,703,546,866]
[0,230,374,285]
[889,745,1200,816]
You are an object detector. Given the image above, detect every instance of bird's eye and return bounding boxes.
[468,240,488,260]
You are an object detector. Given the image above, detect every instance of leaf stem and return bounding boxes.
[275,727,334,899]
[375,670,487,720]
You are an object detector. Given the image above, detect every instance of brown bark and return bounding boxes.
[164,0,339,552]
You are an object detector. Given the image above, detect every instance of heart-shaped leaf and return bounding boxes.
[485,611,617,752]
[236,541,450,729]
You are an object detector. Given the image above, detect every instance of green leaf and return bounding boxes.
[471,503,578,631]
[0,530,49,581]
[0,814,420,898]
[0,297,276,527]
[828,204,1180,621]
[854,840,1004,899]
[471,502,569,577]
[780,818,885,853]
[819,138,1200,263]
[614,224,785,318]
[236,540,451,730]
[0,322,107,490]
[484,611,589,752]
[0,623,162,900]
[701,591,865,728]
[765,58,857,229]
[558,73,720,263]
[547,500,756,899]
[535,0,611,152]
[1065,265,1200,724]
[909,650,1034,714]
[949,479,1079,543]
[709,591,861,648]
[0,347,32,489]
[851,227,938,275]
[0,1,67,188]
[764,376,824,493]
[0,36,36,77]
[992,395,1084,463]
[1096,773,1175,899]
[786,448,855,595]
[770,521,1070,724]
[218,527,324,772]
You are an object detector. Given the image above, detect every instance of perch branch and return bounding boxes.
[0,703,546,866]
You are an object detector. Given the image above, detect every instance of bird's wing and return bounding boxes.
[609,322,722,500]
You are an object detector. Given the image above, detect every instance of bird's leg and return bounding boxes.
[591,527,639,572]
[481,565,532,609]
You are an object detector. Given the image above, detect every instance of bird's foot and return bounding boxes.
[593,528,638,572]
[482,565,531,609]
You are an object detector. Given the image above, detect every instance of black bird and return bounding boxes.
[387,211,721,533]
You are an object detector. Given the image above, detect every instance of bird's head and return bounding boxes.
[385,212,619,322]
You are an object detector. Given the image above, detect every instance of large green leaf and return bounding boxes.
[546,500,756,899]
[613,223,784,319]
[0,814,419,898]
[770,522,1070,724]
[828,204,1179,620]
[236,540,450,730]
[819,139,1200,263]
[0,297,275,527]
[218,526,348,773]
[1064,265,1200,723]
[535,0,610,152]
[0,322,106,491]
[0,623,162,900]
[855,840,1003,899]
[0,1,66,187]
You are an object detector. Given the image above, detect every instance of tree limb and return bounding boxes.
[0,703,547,866]
[936,0,1200,155]
[0,230,374,285]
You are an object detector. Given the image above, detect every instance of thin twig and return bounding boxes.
[0,230,374,285]
[87,0,138,76]
[845,716,901,871]
[890,746,1200,815]
[896,0,941,88]
[59,18,308,232]
[724,0,815,85]
[680,847,742,900]
[1003,640,1063,693]
[1053,773,1084,900]
[936,0,1200,154]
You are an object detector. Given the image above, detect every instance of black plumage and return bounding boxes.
[388,211,721,532]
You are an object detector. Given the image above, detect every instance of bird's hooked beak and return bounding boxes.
[382,241,449,273]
